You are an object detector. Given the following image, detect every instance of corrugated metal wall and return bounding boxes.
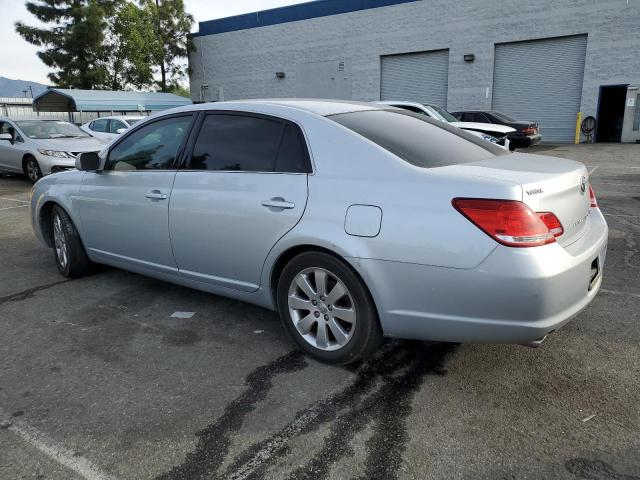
[380,50,449,108]
[492,35,588,143]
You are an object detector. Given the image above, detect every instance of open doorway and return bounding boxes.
[596,85,628,142]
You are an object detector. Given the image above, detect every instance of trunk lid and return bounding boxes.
[460,153,591,246]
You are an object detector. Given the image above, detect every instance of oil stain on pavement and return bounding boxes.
[157,341,455,480]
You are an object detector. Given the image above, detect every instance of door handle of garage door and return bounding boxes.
[261,198,295,210]
[145,190,168,200]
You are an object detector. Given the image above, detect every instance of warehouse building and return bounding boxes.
[189,0,640,143]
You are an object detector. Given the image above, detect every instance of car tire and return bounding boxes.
[277,251,382,364]
[24,155,43,184]
[51,205,93,278]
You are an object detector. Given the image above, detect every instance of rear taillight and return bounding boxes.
[589,185,598,208]
[537,212,564,237]
[452,198,563,248]
[522,127,537,135]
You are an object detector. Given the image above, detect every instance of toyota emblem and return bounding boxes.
[580,175,587,193]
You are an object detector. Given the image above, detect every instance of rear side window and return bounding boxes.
[190,114,310,173]
[91,119,108,132]
[109,119,126,133]
[330,110,505,168]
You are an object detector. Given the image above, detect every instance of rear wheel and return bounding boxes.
[277,252,382,364]
[51,205,93,277]
[24,155,42,183]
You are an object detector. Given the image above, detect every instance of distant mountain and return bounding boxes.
[0,77,49,98]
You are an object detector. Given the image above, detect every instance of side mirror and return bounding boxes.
[76,152,101,171]
[0,133,12,141]
[116,128,126,134]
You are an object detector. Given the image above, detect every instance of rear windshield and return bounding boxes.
[329,110,506,168]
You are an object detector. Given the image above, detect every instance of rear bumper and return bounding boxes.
[509,134,542,148]
[350,208,608,344]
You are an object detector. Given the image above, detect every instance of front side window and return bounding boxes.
[91,119,109,132]
[109,120,127,133]
[190,114,310,173]
[330,110,505,168]
[106,115,192,171]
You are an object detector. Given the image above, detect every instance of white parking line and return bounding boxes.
[0,205,28,211]
[0,197,29,203]
[0,408,119,480]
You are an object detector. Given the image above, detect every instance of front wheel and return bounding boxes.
[24,156,43,183]
[277,252,382,364]
[51,205,93,277]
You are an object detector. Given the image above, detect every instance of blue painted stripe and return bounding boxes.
[195,0,419,36]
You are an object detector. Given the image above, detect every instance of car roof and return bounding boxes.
[171,99,388,117]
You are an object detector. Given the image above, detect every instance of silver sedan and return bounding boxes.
[30,100,608,364]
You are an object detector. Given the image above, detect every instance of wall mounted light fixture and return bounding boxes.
[464,54,475,62]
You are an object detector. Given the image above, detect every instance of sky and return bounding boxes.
[0,0,305,85]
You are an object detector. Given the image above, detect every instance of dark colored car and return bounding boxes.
[451,110,542,150]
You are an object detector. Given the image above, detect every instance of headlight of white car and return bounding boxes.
[37,149,72,158]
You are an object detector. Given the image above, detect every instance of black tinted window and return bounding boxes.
[330,110,505,168]
[191,114,303,172]
[466,112,489,123]
[275,124,311,173]
[109,119,126,133]
[92,119,108,132]
[107,115,192,171]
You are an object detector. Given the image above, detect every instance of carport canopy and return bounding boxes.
[32,88,191,113]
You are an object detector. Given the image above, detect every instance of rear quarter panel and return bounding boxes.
[261,113,522,294]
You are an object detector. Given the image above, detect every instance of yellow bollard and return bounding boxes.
[574,112,582,144]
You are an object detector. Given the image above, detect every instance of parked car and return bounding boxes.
[378,101,515,148]
[0,117,108,183]
[81,115,145,142]
[451,110,542,149]
[30,100,607,364]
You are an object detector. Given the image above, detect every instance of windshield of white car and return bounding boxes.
[488,111,516,123]
[16,120,90,139]
[329,110,506,168]
[425,105,458,123]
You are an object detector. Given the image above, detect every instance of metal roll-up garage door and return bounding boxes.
[381,50,449,108]
[492,35,588,143]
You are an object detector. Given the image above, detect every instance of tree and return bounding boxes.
[104,2,156,90]
[168,84,190,98]
[142,0,194,92]
[16,0,117,89]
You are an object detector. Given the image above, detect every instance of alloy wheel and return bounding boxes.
[26,159,40,182]
[287,267,357,351]
[53,213,68,270]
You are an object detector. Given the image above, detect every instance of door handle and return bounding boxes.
[145,190,168,200]
[261,198,295,210]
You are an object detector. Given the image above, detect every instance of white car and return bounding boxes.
[379,101,515,148]
[80,116,145,142]
[0,117,108,183]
